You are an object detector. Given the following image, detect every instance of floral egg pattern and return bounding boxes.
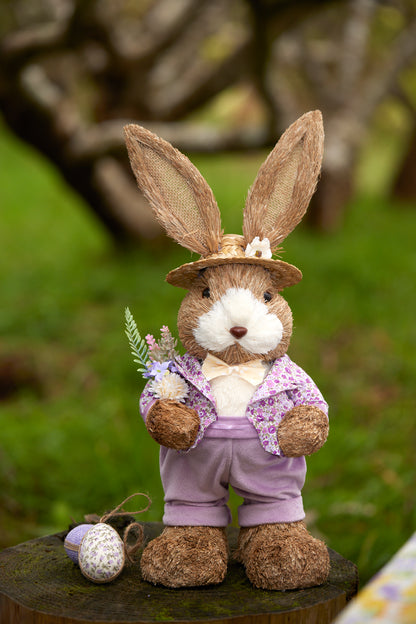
[78,523,125,583]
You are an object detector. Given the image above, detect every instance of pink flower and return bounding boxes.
[145,334,157,350]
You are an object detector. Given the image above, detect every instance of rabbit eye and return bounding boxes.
[202,287,211,299]
[263,291,272,303]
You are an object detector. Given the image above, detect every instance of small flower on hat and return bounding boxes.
[245,237,272,259]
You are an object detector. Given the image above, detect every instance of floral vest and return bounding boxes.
[140,353,328,457]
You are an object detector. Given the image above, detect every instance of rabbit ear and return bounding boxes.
[124,124,222,256]
[243,111,324,251]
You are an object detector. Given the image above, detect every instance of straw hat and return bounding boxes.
[166,234,302,290]
[124,111,324,291]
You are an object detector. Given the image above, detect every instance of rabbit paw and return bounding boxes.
[146,399,200,450]
[141,526,228,587]
[278,405,328,457]
[235,521,329,590]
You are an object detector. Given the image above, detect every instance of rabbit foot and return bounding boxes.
[235,521,330,590]
[140,526,228,588]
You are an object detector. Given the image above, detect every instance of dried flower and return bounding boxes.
[150,372,189,402]
[144,361,170,381]
[150,326,179,362]
[145,334,157,351]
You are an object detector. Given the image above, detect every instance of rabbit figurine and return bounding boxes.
[124,111,330,590]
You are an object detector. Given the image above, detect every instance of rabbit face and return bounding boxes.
[177,264,292,365]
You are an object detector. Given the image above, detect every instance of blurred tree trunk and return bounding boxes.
[0,0,338,246]
[270,0,416,230]
[392,125,416,202]
[1,0,416,243]
[0,85,160,243]
[308,170,353,231]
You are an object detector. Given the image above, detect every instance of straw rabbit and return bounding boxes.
[124,111,330,590]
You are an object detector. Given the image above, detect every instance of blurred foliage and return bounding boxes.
[1,115,416,589]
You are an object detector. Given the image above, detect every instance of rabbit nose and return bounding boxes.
[230,326,248,339]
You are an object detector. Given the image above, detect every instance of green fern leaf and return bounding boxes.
[124,307,149,374]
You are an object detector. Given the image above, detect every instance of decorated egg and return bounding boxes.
[64,524,93,563]
[78,523,125,583]
[64,523,125,583]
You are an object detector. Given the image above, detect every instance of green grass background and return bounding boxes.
[1,119,415,587]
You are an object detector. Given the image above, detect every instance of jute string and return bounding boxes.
[99,493,151,563]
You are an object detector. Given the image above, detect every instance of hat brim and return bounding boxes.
[166,256,302,290]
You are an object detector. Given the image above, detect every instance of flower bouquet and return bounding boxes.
[124,308,188,402]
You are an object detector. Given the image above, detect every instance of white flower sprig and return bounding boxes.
[124,308,188,403]
[149,371,189,401]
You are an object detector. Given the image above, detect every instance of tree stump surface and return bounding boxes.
[0,522,358,624]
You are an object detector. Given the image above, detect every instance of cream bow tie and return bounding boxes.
[201,353,266,386]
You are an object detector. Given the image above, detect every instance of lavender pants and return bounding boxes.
[160,417,306,527]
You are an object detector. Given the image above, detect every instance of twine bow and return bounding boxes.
[99,493,151,563]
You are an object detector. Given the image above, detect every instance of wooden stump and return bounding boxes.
[0,522,358,624]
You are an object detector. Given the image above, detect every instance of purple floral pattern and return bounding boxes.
[140,353,327,457]
[334,533,416,624]
[78,523,125,583]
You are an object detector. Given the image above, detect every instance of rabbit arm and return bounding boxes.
[140,378,200,450]
[145,399,200,450]
[278,378,328,457]
[278,405,328,458]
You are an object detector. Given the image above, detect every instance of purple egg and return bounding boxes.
[64,524,94,563]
